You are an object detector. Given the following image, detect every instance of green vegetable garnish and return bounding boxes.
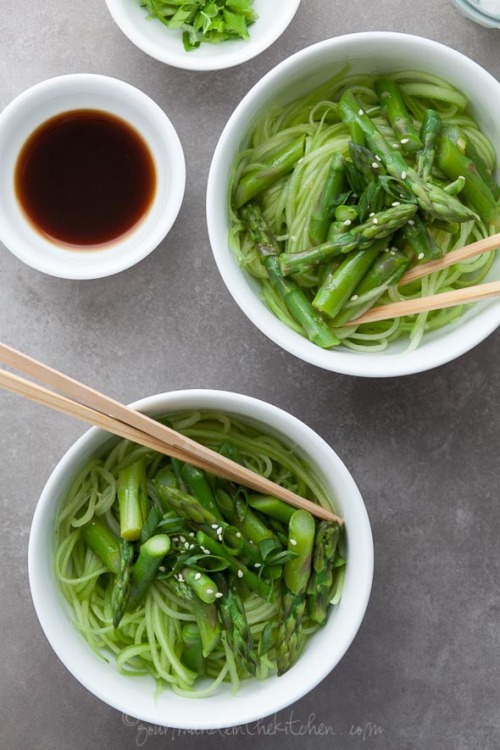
[140,0,258,51]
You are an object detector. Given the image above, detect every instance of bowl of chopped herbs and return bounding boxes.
[105,0,302,70]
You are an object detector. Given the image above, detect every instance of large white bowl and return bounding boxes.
[28,389,373,729]
[105,0,302,71]
[206,33,500,377]
[0,74,186,279]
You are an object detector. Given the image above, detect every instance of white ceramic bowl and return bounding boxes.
[29,389,373,729]
[0,74,185,279]
[206,32,500,377]
[105,0,302,71]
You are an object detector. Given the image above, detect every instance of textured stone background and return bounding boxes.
[1,2,499,748]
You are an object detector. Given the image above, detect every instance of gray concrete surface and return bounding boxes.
[1,2,499,748]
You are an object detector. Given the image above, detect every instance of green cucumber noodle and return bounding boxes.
[228,69,499,353]
[54,410,343,697]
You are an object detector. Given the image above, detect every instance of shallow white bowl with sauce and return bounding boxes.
[206,32,500,377]
[104,0,302,71]
[0,74,186,279]
[28,389,373,729]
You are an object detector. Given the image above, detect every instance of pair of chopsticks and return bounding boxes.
[0,343,341,524]
[343,230,500,326]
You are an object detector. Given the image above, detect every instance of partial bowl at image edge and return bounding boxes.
[206,32,500,377]
[28,389,373,729]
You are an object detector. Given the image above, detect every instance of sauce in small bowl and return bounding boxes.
[0,74,185,279]
[15,109,156,248]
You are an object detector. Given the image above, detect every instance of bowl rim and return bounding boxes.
[104,0,303,72]
[28,388,373,729]
[0,73,186,279]
[206,31,500,377]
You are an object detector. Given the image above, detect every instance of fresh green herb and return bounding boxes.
[140,0,258,51]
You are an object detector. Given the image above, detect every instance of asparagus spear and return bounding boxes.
[180,463,224,520]
[349,141,387,179]
[276,510,315,675]
[111,539,134,628]
[170,579,221,657]
[241,203,340,349]
[82,517,121,575]
[331,247,410,326]
[309,152,346,245]
[283,510,316,595]
[182,566,219,604]
[375,77,422,152]
[402,214,444,262]
[416,109,441,181]
[307,522,341,624]
[181,622,205,676]
[436,128,500,226]
[234,136,305,208]
[248,494,295,524]
[214,573,258,676]
[441,124,500,200]
[118,459,148,541]
[338,90,476,222]
[279,203,417,276]
[313,240,386,319]
[127,534,171,611]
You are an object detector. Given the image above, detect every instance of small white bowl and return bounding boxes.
[0,74,186,279]
[206,33,500,377]
[104,0,302,71]
[28,389,373,729]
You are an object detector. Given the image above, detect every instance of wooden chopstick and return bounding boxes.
[0,344,342,524]
[400,231,500,285]
[342,231,500,326]
[344,280,500,326]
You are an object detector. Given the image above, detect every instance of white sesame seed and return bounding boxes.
[235,532,242,538]
[358,108,364,116]
[194,572,201,580]
[211,523,218,529]
[254,563,262,568]
[178,574,184,583]
[408,220,415,226]
[172,537,178,543]
[371,162,379,169]
[189,544,195,550]
[375,155,382,161]
[369,212,375,217]
[206,588,214,595]
[391,201,401,207]
[189,532,195,537]
[343,219,352,226]
[217,527,223,535]
[202,547,210,554]
[372,217,379,224]
[215,592,223,599]
[392,143,400,148]
[180,536,186,543]
[351,294,359,301]
[418,252,425,260]
[290,538,297,546]
[184,541,190,549]
[401,171,407,180]
[237,569,244,578]
[390,250,396,256]
[400,138,409,144]
[159,566,166,572]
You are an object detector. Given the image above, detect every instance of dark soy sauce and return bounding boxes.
[15,109,156,247]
